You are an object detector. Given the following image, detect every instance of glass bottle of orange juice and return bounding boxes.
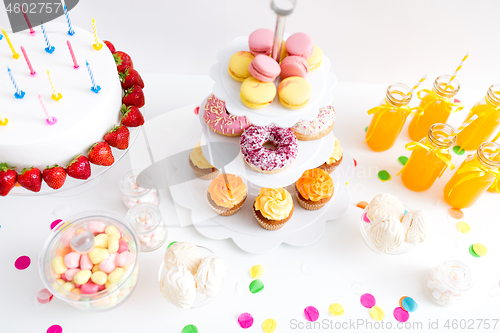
[456,84,500,151]
[444,142,500,208]
[408,75,464,141]
[365,83,412,152]
[400,123,455,191]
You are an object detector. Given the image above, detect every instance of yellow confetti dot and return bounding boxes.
[473,243,487,257]
[456,221,471,233]
[329,303,344,316]
[262,319,277,333]
[370,305,385,321]
[250,265,264,279]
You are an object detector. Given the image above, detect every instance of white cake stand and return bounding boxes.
[210,36,337,128]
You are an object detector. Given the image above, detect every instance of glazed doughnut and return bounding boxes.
[203,94,251,136]
[292,105,336,141]
[240,125,298,174]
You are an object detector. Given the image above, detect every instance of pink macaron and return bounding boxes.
[285,32,314,59]
[248,29,274,56]
[280,56,309,79]
[249,54,281,82]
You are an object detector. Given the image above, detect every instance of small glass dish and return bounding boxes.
[157,245,223,309]
[126,203,167,252]
[360,206,417,255]
[120,170,160,209]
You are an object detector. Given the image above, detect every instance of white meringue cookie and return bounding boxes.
[194,256,226,298]
[164,242,202,275]
[367,193,405,221]
[368,215,405,253]
[159,266,197,309]
[402,210,430,245]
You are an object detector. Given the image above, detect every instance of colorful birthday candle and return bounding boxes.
[7,67,25,99]
[63,4,75,36]
[21,46,37,76]
[47,70,62,101]
[66,40,79,69]
[0,112,8,126]
[41,24,55,53]
[1,28,20,59]
[38,94,57,125]
[86,60,101,93]
[22,8,35,36]
[92,18,103,50]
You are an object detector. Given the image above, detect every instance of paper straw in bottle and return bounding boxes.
[406,75,428,96]
[446,53,469,90]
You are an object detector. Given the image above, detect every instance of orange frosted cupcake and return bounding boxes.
[253,188,294,231]
[189,141,220,180]
[318,137,343,173]
[295,168,334,210]
[207,174,247,216]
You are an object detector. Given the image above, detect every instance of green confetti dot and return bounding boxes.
[182,325,198,333]
[468,245,480,258]
[249,279,264,294]
[453,146,465,155]
[398,156,409,165]
[365,126,368,132]
[378,170,391,181]
[167,241,177,249]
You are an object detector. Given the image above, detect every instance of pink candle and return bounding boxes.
[22,8,35,36]
[38,94,57,125]
[66,40,79,69]
[20,46,36,76]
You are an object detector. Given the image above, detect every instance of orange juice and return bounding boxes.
[401,123,455,191]
[456,84,500,151]
[366,83,412,152]
[444,142,500,208]
[408,75,463,141]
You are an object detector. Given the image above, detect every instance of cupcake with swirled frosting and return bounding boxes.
[318,137,343,173]
[295,168,334,210]
[189,141,220,180]
[253,187,294,230]
[207,174,247,216]
[159,265,197,309]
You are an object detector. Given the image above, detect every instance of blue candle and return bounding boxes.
[63,4,75,36]
[41,24,55,53]
[7,67,25,99]
[86,61,101,94]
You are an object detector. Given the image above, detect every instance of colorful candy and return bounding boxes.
[108,268,125,284]
[73,270,91,285]
[52,256,68,274]
[88,247,109,264]
[94,233,108,248]
[91,271,108,285]
[63,252,81,268]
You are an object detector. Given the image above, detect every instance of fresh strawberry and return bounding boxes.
[121,104,145,127]
[66,155,91,180]
[103,40,116,54]
[119,68,144,90]
[114,51,133,73]
[122,85,145,108]
[104,125,130,150]
[0,163,17,196]
[18,167,42,192]
[88,142,114,166]
[42,165,67,190]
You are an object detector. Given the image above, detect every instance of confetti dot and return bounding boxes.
[356,201,368,209]
[304,306,319,322]
[456,221,471,233]
[398,156,409,165]
[370,305,385,321]
[50,219,63,230]
[399,296,407,308]
[469,245,480,257]
[473,243,487,257]
[262,319,277,333]
[448,208,464,220]
[249,279,264,294]
[193,106,200,115]
[353,159,358,167]
[329,303,344,316]
[47,325,62,333]
[360,293,376,308]
[52,204,70,217]
[238,313,254,329]
[393,307,409,322]
[351,281,368,295]
[362,211,370,223]
[182,325,198,333]
[365,126,368,132]
[15,256,31,270]
[167,241,177,249]
[378,170,391,181]
[250,265,264,279]
[401,297,418,312]
[453,146,465,155]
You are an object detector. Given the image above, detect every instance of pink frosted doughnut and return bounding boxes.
[203,94,251,137]
[240,125,298,174]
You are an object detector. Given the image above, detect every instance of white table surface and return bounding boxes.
[1,73,499,332]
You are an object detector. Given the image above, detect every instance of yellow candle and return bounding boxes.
[47,70,63,101]
[1,28,20,59]
[92,18,103,51]
[0,112,8,126]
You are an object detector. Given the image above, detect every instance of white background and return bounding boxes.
[1,1,500,333]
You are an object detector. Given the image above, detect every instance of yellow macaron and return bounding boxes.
[307,45,323,71]
[240,77,277,109]
[228,51,255,82]
[278,77,311,109]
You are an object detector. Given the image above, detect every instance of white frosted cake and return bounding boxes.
[0,23,122,168]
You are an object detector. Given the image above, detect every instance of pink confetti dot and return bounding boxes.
[393,307,409,322]
[193,106,200,115]
[304,306,319,322]
[362,211,370,223]
[50,219,63,230]
[15,256,31,270]
[47,325,62,333]
[238,313,254,329]
[360,293,376,308]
